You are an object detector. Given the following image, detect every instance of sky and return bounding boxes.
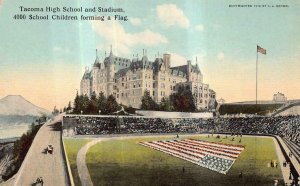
[0,0,299,110]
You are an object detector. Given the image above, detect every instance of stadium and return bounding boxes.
[62,111,300,186]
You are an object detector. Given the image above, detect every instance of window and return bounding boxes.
[153,91,155,96]
[153,83,155,88]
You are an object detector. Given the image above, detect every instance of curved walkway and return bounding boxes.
[76,139,106,186]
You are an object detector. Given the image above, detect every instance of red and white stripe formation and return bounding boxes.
[139,139,244,174]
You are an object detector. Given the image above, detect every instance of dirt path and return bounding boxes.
[76,139,105,186]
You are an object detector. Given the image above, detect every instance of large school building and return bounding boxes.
[80,49,216,109]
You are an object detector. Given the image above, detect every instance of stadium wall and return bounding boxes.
[136,110,213,118]
[61,130,75,186]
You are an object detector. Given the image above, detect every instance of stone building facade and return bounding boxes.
[81,49,216,110]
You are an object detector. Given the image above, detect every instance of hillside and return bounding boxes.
[0,95,50,116]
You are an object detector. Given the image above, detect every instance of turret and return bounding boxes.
[94,49,100,66]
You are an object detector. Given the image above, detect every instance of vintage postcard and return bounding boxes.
[0,0,299,186]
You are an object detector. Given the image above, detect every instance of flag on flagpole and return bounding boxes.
[257,45,266,54]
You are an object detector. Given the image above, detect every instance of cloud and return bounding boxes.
[195,24,204,32]
[217,52,225,61]
[130,17,142,26]
[91,20,168,55]
[156,4,189,28]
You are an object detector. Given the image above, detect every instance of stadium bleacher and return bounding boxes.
[63,115,300,163]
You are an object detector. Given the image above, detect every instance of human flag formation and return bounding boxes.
[257,45,266,55]
[139,139,245,174]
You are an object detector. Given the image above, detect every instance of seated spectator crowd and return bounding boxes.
[63,115,299,162]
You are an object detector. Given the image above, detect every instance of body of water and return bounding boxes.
[0,123,31,139]
[0,115,38,140]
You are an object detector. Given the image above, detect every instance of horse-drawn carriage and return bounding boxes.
[32,177,43,186]
[43,145,54,154]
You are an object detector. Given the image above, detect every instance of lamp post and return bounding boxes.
[99,110,101,115]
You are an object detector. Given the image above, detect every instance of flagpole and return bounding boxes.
[256,46,258,111]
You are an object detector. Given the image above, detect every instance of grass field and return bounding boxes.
[63,138,90,186]
[75,135,283,186]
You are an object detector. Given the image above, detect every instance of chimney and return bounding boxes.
[163,54,171,68]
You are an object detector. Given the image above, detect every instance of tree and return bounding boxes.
[171,90,196,112]
[52,106,59,115]
[97,92,107,114]
[91,91,97,101]
[141,90,158,110]
[73,91,80,114]
[81,95,90,114]
[86,99,97,114]
[159,97,173,111]
[106,95,120,114]
[67,101,72,112]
